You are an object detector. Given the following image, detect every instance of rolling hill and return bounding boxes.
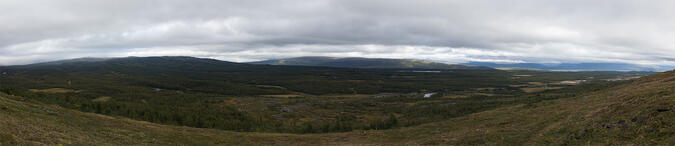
[0,56,511,95]
[1,67,673,144]
[249,56,493,70]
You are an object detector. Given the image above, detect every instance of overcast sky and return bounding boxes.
[1,0,675,67]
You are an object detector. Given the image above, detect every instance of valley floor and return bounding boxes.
[2,71,674,145]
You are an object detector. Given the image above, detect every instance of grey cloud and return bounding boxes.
[1,0,675,68]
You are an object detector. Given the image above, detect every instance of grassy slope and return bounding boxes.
[411,70,675,145]
[1,71,673,145]
[0,92,325,145]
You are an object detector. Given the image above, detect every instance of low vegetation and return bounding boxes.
[28,88,79,93]
[0,57,647,134]
[1,70,672,145]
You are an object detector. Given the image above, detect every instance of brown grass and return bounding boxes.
[261,94,302,98]
[528,82,546,86]
[442,95,470,99]
[255,85,287,89]
[321,94,375,98]
[92,96,112,102]
[514,74,534,77]
[29,88,80,93]
[509,84,530,88]
[473,87,497,91]
[472,93,498,96]
[521,87,563,93]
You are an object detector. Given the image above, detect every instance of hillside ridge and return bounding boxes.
[249,56,493,70]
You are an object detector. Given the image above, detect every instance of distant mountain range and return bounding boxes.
[248,56,493,70]
[9,56,671,72]
[26,57,113,66]
[462,62,668,72]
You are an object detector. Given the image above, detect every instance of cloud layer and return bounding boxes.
[1,0,675,67]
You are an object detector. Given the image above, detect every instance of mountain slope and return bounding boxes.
[410,70,675,144]
[531,70,675,144]
[249,56,493,70]
[27,57,112,66]
[0,92,326,145]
